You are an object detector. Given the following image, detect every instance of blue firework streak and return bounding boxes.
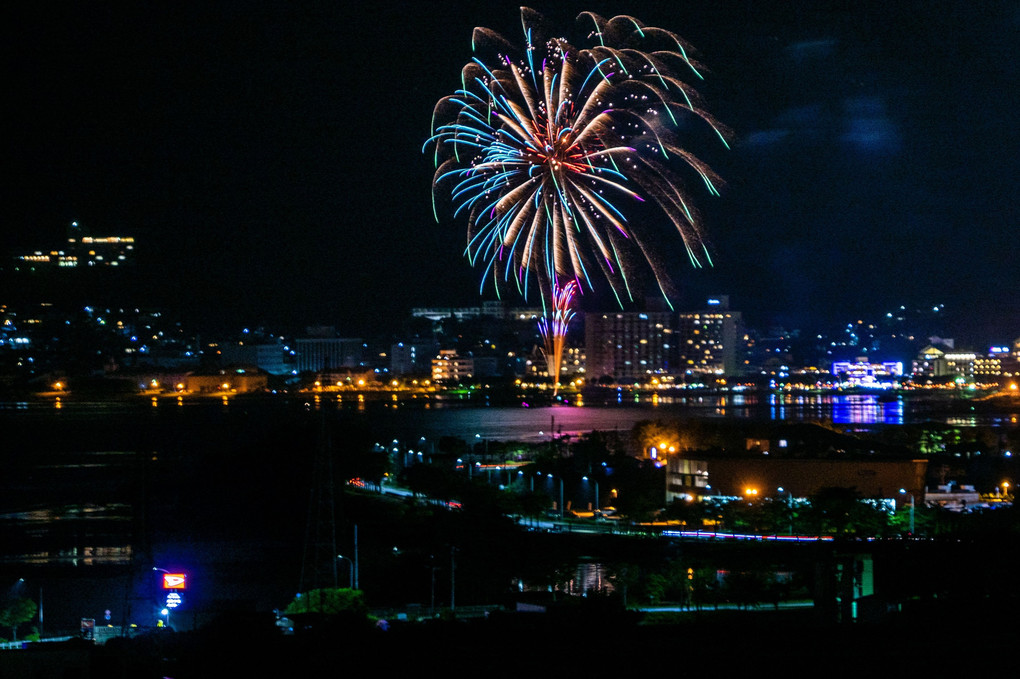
[426,7,728,307]
[538,279,579,395]
[538,280,578,348]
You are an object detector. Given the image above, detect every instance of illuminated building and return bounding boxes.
[218,342,290,375]
[526,345,585,380]
[558,346,585,379]
[411,301,541,322]
[675,296,744,378]
[996,342,1020,379]
[390,341,439,376]
[940,351,979,379]
[973,353,1004,380]
[0,306,30,349]
[431,349,473,383]
[912,345,950,378]
[584,311,674,383]
[665,456,927,505]
[184,368,268,393]
[14,221,135,269]
[294,337,364,373]
[665,457,710,501]
[831,360,903,387]
[924,484,982,511]
[911,345,1004,381]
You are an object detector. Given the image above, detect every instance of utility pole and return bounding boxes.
[559,477,564,518]
[299,408,339,599]
[353,524,359,590]
[450,547,456,613]
[429,556,436,617]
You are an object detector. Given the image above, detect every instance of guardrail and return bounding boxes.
[0,636,74,650]
[369,605,501,622]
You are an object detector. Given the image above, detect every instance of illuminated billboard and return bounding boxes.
[162,573,187,590]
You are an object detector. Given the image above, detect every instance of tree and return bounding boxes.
[916,424,961,455]
[661,497,714,527]
[284,588,367,617]
[804,487,889,538]
[505,487,549,526]
[722,569,773,610]
[0,597,37,642]
[690,566,722,611]
[607,563,642,609]
[403,464,459,501]
[644,560,694,607]
[568,430,621,472]
[721,498,773,533]
[632,420,678,457]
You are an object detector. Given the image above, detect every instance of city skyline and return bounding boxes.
[4,0,1017,342]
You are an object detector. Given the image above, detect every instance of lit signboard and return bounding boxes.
[166,592,182,609]
[162,573,187,590]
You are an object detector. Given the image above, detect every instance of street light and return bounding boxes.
[777,486,794,534]
[475,434,493,482]
[152,567,168,626]
[5,579,26,642]
[161,608,170,628]
[547,473,564,517]
[899,488,915,535]
[13,578,45,639]
[336,555,354,588]
[582,476,600,513]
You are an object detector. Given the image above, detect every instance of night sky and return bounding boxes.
[4,1,1017,343]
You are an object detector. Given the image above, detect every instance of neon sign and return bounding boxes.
[162,573,187,590]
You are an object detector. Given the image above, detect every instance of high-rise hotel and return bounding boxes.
[584,296,746,384]
[584,310,675,383]
[675,296,744,378]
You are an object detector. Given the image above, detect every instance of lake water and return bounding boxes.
[254,388,1015,440]
[1,389,1015,634]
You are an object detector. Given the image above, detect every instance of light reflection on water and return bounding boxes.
[0,503,135,566]
[0,504,133,522]
[762,393,905,425]
[2,391,1011,441]
[518,562,614,596]
[832,394,904,425]
[1,391,1014,569]
[359,394,916,443]
[566,562,614,596]
[7,545,133,566]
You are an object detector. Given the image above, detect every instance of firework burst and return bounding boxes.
[427,7,727,308]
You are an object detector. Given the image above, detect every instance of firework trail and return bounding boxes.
[538,279,578,395]
[426,7,727,308]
